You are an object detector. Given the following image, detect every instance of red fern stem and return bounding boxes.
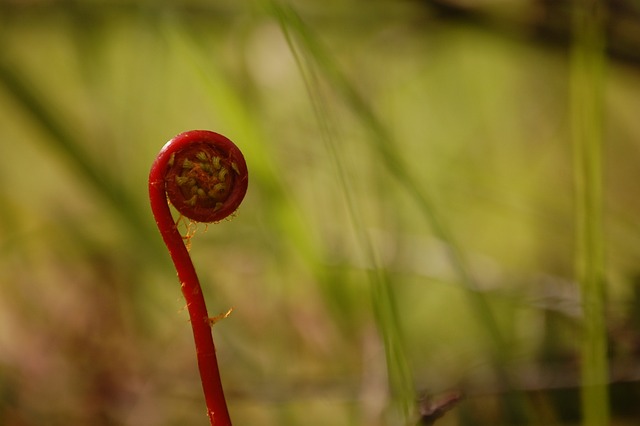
[148,130,248,425]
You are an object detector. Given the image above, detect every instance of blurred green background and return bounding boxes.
[1,0,640,425]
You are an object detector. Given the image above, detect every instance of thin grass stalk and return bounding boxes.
[570,0,610,425]
[276,9,415,422]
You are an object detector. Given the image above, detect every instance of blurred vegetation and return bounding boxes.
[1,0,640,425]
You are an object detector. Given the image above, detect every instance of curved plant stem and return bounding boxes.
[149,130,248,426]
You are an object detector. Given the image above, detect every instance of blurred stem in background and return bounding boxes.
[570,0,610,425]
[273,4,415,422]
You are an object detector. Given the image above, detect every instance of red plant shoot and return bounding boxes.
[148,130,248,426]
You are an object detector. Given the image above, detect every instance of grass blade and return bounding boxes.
[570,1,610,424]
[275,14,415,422]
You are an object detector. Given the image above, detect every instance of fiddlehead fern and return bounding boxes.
[148,130,248,426]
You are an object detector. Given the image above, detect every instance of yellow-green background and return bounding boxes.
[1,1,639,425]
